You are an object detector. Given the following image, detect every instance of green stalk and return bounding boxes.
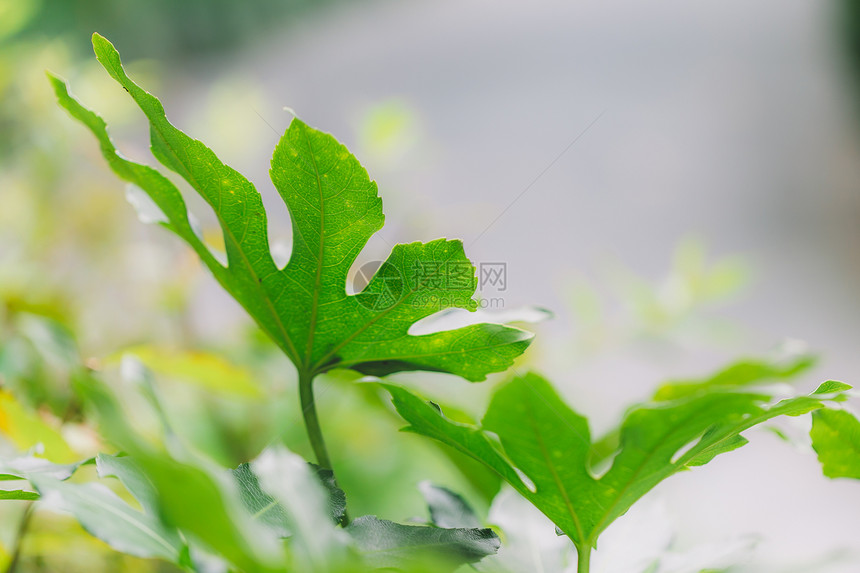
[298,370,350,525]
[576,543,591,573]
[5,503,34,573]
[298,370,333,470]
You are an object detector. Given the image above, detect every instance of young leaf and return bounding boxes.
[811,408,860,480]
[345,515,500,572]
[48,34,531,383]
[385,373,850,558]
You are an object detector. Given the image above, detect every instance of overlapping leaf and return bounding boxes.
[233,461,347,536]
[346,516,500,572]
[75,374,286,573]
[0,454,87,481]
[29,475,189,564]
[71,372,501,572]
[236,451,500,571]
[385,372,851,552]
[0,453,188,564]
[48,34,531,382]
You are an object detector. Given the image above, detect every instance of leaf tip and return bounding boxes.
[91,32,111,52]
[287,115,308,132]
[91,33,123,76]
[812,380,852,396]
[46,70,67,95]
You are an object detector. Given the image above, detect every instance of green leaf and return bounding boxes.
[653,352,815,401]
[811,380,853,396]
[312,463,348,525]
[419,481,481,529]
[232,460,347,538]
[29,475,186,563]
[0,454,86,481]
[811,408,860,479]
[233,462,292,538]
[127,454,284,573]
[49,34,531,382]
[250,447,352,571]
[74,374,286,573]
[96,454,159,516]
[0,489,39,501]
[345,515,500,571]
[385,372,850,551]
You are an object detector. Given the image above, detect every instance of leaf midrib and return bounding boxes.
[141,101,301,366]
[302,125,326,371]
[96,48,302,365]
[588,397,820,541]
[77,487,180,557]
[522,392,586,545]
[587,403,706,541]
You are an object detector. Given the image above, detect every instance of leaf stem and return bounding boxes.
[576,543,591,573]
[298,370,351,526]
[299,370,333,470]
[5,503,34,573]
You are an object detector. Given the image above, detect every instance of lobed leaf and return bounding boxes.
[386,372,850,549]
[50,34,532,383]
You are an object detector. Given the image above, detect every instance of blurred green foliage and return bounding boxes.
[4,0,338,59]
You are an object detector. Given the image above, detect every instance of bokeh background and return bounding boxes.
[2,0,860,571]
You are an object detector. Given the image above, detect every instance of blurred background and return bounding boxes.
[1,0,860,571]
